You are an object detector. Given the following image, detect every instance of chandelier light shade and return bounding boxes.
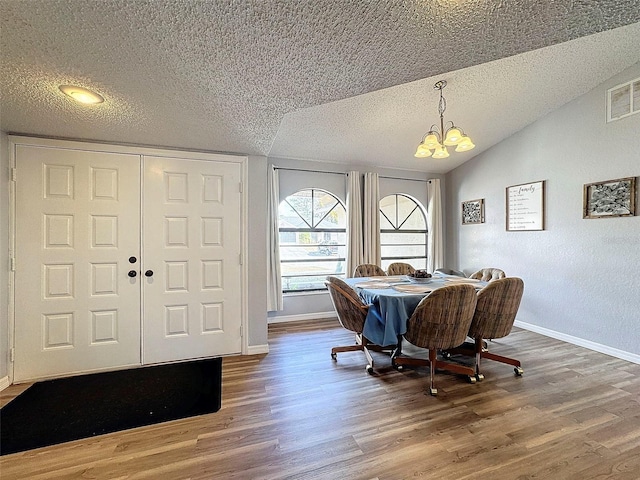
[414,80,475,158]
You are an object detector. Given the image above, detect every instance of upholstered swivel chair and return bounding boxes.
[353,263,386,277]
[434,268,465,277]
[392,284,478,395]
[386,262,416,276]
[325,276,389,374]
[470,277,524,378]
[470,268,506,281]
[446,277,524,378]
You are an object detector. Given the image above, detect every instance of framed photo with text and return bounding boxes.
[461,199,485,224]
[506,180,545,231]
[583,177,636,219]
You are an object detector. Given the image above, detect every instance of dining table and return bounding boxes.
[344,274,487,349]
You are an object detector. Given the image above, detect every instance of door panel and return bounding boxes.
[142,156,242,364]
[14,146,141,381]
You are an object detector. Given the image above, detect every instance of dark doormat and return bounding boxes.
[0,357,222,456]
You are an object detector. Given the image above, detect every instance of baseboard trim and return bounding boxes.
[268,311,337,324]
[0,375,11,392]
[514,320,640,365]
[246,344,269,355]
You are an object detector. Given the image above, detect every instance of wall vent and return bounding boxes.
[607,77,640,123]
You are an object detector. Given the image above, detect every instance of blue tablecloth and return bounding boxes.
[345,275,485,347]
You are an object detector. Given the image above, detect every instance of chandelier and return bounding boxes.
[414,80,475,158]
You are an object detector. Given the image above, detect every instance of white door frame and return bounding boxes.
[8,135,249,383]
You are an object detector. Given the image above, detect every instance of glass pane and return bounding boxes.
[381,232,427,244]
[284,190,313,226]
[380,195,397,228]
[316,203,346,229]
[380,214,394,230]
[381,259,424,270]
[380,245,426,258]
[279,199,308,228]
[313,191,342,227]
[402,208,426,229]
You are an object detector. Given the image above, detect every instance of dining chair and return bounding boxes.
[468,277,525,378]
[324,276,390,374]
[386,262,415,276]
[469,268,506,281]
[392,284,478,395]
[353,264,386,277]
[434,268,465,277]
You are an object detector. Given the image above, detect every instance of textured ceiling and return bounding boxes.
[1,1,640,173]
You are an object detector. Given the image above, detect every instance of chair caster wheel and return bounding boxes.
[514,366,524,376]
[429,387,438,396]
[331,352,337,361]
[475,373,485,382]
[366,365,374,375]
[468,375,477,384]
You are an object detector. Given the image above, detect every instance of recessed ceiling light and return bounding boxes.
[59,85,105,104]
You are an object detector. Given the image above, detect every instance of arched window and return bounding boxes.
[279,189,346,292]
[379,194,427,270]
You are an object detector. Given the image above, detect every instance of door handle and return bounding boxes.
[129,256,137,264]
[145,270,154,277]
[128,270,137,278]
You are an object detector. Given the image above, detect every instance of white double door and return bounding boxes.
[14,145,243,381]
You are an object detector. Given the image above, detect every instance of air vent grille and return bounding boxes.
[607,77,640,122]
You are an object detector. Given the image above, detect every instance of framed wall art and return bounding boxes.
[506,180,545,231]
[583,177,636,219]
[461,199,485,224]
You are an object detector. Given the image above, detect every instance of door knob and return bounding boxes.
[128,270,137,278]
[129,256,137,263]
[145,270,154,277]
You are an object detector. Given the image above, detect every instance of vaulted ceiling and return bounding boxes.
[1,1,639,173]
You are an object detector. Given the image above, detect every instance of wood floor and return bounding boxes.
[1,319,640,479]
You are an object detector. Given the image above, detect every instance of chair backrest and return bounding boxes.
[468,277,524,340]
[434,268,465,277]
[386,262,416,276]
[353,264,386,277]
[325,276,368,334]
[470,268,506,282]
[404,284,477,350]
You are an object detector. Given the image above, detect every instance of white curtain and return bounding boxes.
[363,172,381,266]
[267,166,283,311]
[427,178,444,273]
[346,171,363,278]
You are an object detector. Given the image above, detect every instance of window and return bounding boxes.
[379,194,427,270]
[279,189,346,292]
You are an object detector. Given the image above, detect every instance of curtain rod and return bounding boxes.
[379,175,430,183]
[273,166,346,176]
[273,166,433,183]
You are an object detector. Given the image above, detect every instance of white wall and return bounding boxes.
[246,155,269,346]
[268,156,444,322]
[446,62,640,359]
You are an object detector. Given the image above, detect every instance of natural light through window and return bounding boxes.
[380,194,427,270]
[279,189,346,292]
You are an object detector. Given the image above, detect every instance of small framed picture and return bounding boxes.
[461,199,485,225]
[583,177,636,219]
